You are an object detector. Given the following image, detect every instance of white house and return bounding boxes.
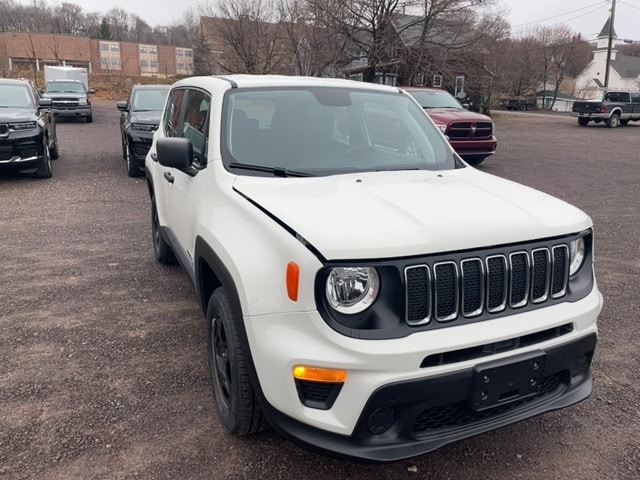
[574,18,640,94]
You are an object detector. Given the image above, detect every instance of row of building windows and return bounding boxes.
[139,45,158,55]
[100,42,120,53]
[98,42,193,62]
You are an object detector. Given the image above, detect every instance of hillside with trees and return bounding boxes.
[0,0,611,106]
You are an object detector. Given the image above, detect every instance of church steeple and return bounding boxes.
[596,17,618,50]
[598,17,617,39]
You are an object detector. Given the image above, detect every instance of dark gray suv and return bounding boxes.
[117,84,169,177]
[0,78,59,178]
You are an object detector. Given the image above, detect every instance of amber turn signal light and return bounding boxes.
[286,261,299,301]
[292,365,347,383]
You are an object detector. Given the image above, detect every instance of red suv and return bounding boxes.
[405,87,497,165]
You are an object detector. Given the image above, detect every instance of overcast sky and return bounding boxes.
[16,0,639,42]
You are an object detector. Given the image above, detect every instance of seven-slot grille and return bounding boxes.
[405,244,569,326]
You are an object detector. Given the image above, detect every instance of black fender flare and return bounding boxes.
[194,237,269,409]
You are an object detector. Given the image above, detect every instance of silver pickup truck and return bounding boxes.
[572,90,640,127]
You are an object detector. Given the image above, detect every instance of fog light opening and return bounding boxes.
[367,407,396,435]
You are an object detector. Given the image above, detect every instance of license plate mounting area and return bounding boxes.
[470,351,546,412]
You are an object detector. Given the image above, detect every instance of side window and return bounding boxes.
[164,88,186,137]
[181,89,211,167]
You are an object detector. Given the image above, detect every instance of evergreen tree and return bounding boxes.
[98,17,111,40]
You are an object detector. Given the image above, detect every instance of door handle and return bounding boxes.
[164,171,174,183]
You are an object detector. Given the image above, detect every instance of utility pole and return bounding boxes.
[604,0,617,87]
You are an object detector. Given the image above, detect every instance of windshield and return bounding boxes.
[0,84,34,109]
[45,81,85,93]
[131,88,169,111]
[407,90,463,109]
[222,87,457,177]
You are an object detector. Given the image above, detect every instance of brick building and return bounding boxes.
[0,32,91,73]
[0,32,193,78]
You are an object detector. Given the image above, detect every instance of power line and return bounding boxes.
[619,0,640,10]
[510,1,605,28]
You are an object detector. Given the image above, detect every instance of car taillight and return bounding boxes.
[599,104,607,113]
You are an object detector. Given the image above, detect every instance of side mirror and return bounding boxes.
[38,98,52,108]
[156,137,193,170]
[88,88,96,94]
[117,101,128,111]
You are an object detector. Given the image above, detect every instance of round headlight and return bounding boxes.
[569,237,585,276]
[325,267,379,314]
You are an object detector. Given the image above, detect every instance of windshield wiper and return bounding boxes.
[228,162,314,177]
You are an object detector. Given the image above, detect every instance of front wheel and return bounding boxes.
[605,113,620,128]
[151,200,175,265]
[86,111,93,123]
[125,143,142,177]
[49,136,59,159]
[33,144,52,178]
[206,287,267,436]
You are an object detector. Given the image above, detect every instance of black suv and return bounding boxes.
[117,84,169,177]
[0,78,59,178]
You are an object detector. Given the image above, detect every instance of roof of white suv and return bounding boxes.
[172,74,402,93]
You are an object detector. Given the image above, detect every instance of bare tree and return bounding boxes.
[130,15,153,43]
[106,8,132,41]
[199,0,288,74]
[276,0,350,77]
[52,2,84,35]
[618,42,640,57]
[547,29,591,109]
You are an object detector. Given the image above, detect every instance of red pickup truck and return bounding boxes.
[572,90,640,127]
[404,87,497,165]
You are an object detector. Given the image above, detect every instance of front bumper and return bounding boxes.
[263,333,596,462]
[246,287,601,461]
[52,106,91,117]
[450,137,497,158]
[126,132,154,170]
[0,132,45,167]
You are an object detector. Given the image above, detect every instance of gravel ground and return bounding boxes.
[0,102,638,480]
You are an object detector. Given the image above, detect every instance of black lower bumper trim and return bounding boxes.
[262,333,597,462]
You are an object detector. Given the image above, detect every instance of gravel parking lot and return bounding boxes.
[1,102,639,480]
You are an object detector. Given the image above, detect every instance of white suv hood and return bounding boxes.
[233,169,592,260]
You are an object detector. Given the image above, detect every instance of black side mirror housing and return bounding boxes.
[156,137,193,170]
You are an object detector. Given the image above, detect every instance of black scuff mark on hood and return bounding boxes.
[233,186,327,263]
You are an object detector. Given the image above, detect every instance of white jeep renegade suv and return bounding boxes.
[145,75,602,462]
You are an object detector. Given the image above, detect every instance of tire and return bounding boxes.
[125,143,142,177]
[49,136,59,159]
[151,200,175,265]
[605,113,620,128]
[206,287,267,436]
[578,117,589,127]
[86,111,93,123]
[33,144,52,179]
[464,156,487,166]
